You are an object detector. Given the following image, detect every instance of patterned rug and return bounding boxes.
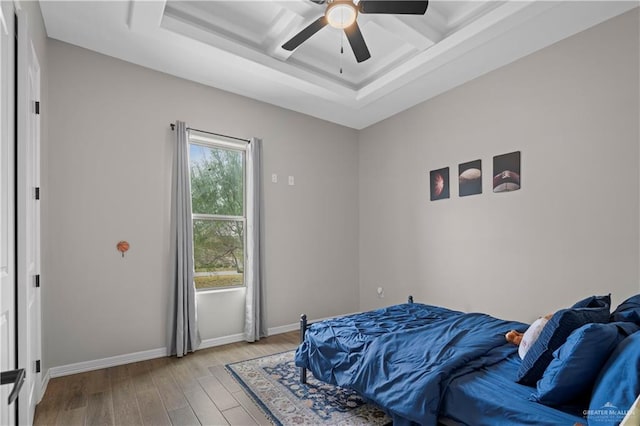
[225,351,391,425]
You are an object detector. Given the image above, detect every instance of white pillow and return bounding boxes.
[518,317,549,359]
[621,394,640,426]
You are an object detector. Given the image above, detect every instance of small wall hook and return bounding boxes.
[117,241,130,258]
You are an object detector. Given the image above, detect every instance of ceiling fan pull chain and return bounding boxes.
[340,30,344,74]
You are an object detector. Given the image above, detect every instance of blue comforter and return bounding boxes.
[441,354,587,425]
[295,303,525,425]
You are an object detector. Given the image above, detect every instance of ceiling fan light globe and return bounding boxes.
[326,2,357,29]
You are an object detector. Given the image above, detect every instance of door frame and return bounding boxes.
[15,3,42,424]
[0,1,17,425]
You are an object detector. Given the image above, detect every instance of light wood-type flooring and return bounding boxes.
[34,331,300,426]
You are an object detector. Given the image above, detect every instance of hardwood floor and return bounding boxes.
[34,331,300,426]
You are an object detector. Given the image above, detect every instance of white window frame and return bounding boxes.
[188,131,247,293]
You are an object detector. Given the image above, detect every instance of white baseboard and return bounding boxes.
[199,333,245,349]
[267,311,360,336]
[39,370,50,402]
[47,332,265,379]
[46,312,360,379]
[48,347,168,378]
[268,323,298,335]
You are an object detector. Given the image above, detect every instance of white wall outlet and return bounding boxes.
[288,176,295,186]
[271,173,278,183]
[377,287,384,298]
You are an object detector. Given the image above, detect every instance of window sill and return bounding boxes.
[196,286,246,296]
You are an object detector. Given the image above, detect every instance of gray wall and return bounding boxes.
[358,9,640,321]
[44,8,639,372]
[44,40,359,371]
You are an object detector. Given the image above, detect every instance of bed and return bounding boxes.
[294,295,640,426]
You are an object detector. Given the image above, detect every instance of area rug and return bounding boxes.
[225,351,391,425]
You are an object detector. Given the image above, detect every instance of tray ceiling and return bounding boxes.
[40,1,637,129]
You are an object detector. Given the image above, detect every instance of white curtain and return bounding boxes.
[245,137,267,342]
[170,121,201,356]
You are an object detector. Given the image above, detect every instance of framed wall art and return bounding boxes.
[493,151,521,193]
[459,159,482,197]
[430,167,450,201]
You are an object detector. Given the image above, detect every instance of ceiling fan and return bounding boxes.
[282,0,429,63]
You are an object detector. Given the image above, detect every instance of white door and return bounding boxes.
[0,2,17,425]
[17,11,41,426]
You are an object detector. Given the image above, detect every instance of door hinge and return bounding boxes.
[35,101,40,115]
[35,360,41,374]
[35,274,40,288]
[35,187,40,200]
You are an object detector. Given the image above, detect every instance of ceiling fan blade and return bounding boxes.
[359,0,428,15]
[344,22,371,63]
[282,16,328,51]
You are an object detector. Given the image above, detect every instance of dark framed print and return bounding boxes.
[493,151,521,193]
[430,167,450,201]
[459,159,482,197]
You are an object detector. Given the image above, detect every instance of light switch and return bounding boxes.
[271,173,278,183]
[288,176,295,186]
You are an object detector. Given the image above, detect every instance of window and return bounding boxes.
[189,133,246,291]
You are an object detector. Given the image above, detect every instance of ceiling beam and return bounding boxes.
[128,0,167,32]
[447,1,505,31]
[374,15,442,50]
[418,3,448,35]
[273,0,322,17]
[269,2,325,61]
[0,4,6,34]
[264,9,306,60]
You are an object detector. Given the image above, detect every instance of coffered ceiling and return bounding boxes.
[40,1,637,129]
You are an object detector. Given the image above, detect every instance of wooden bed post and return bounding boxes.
[300,314,307,384]
[408,295,414,303]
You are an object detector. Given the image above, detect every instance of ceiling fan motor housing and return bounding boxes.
[326,1,358,29]
[282,0,428,63]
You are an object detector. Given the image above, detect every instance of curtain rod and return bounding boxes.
[169,123,250,143]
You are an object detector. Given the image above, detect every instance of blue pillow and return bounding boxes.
[614,320,640,336]
[532,322,638,406]
[610,294,640,325]
[588,331,640,425]
[572,294,611,309]
[516,305,610,386]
